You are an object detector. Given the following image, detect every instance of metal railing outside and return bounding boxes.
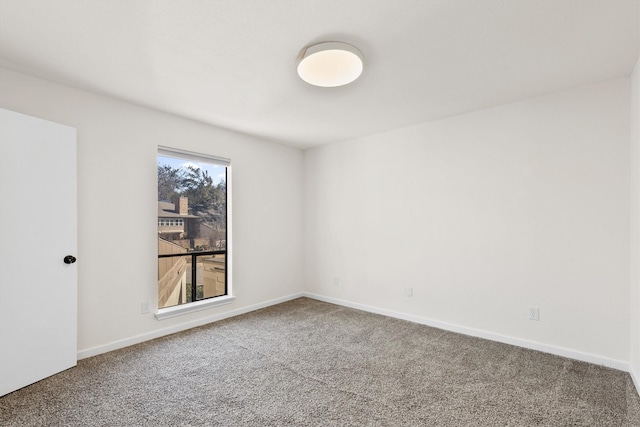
[158,249,226,303]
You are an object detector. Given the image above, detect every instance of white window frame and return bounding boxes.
[155,146,234,320]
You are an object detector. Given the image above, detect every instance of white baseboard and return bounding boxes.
[77,292,305,360]
[77,290,638,397]
[629,366,640,396]
[302,292,630,373]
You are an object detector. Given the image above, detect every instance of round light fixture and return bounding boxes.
[297,41,364,87]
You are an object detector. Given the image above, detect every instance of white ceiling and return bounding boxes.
[0,0,638,149]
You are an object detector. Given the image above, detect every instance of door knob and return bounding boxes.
[63,255,77,264]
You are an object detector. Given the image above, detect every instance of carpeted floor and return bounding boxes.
[1,297,639,426]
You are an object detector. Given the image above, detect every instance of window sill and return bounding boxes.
[155,295,235,320]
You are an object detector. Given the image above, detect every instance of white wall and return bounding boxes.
[305,78,631,364]
[631,58,640,381]
[0,67,304,355]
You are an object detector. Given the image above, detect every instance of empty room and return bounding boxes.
[2,0,640,425]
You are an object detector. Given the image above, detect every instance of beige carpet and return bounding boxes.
[1,297,639,426]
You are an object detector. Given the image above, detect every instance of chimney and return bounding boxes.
[173,196,188,215]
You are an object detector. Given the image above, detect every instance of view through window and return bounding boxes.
[157,149,228,309]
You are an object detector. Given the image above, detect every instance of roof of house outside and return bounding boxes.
[158,201,199,219]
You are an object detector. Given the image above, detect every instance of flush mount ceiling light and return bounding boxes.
[297,41,364,87]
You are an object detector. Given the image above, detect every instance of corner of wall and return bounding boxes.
[630,54,640,396]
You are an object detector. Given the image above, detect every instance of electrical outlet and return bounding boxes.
[333,277,340,287]
[528,306,539,321]
[404,287,413,297]
[141,301,150,314]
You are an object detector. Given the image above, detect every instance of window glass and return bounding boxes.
[157,151,228,309]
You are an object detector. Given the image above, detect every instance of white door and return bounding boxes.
[0,108,77,397]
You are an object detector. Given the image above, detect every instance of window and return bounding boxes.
[157,147,230,313]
